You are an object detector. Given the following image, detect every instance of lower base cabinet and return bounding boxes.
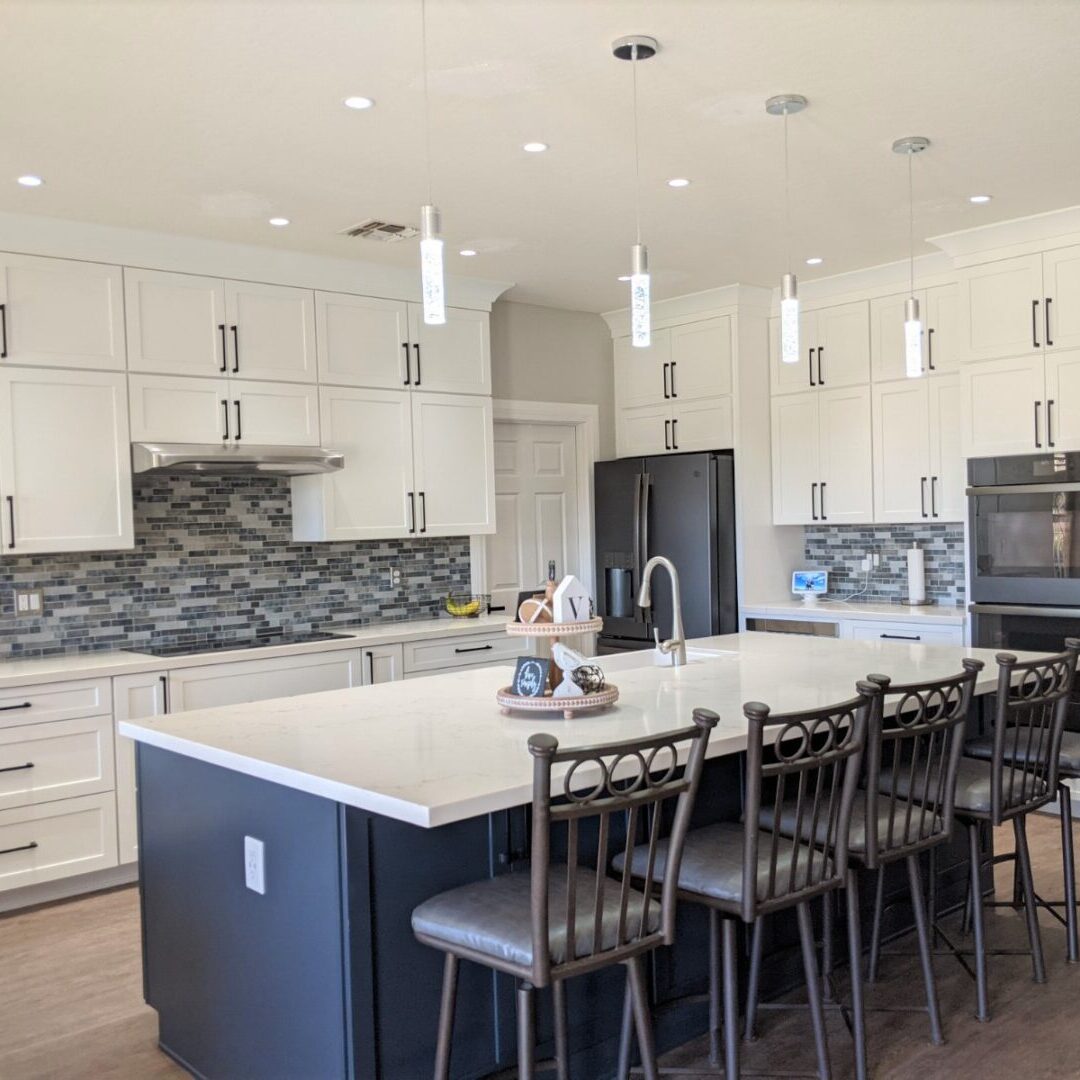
[113,671,168,865]
[840,619,964,645]
[361,643,404,685]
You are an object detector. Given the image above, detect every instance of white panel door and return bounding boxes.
[411,392,496,536]
[128,374,230,443]
[771,391,819,525]
[315,292,410,389]
[818,385,873,524]
[615,330,670,408]
[928,375,965,522]
[770,313,816,395]
[291,386,414,541]
[925,282,960,375]
[960,354,1046,457]
[814,300,870,389]
[671,397,734,452]
[484,421,580,614]
[870,291,926,382]
[225,280,316,383]
[1043,246,1080,352]
[113,671,167,865]
[125,268,227,377]
[959,254,1044,361]
[408,305,491,395]
[669,317,732,401]
[872,380,931,523]
[360,643,405,685]
[0,369,133,554]
[1044,349,1080,453]
[231,380,320,446]
[617,403,671,458]
[0,254,125,371]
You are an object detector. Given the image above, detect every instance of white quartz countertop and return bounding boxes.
[741,600,966,626]
[0,614,512,690]
[121,632,1024,830]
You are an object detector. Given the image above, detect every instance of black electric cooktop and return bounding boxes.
[130,631,353,658]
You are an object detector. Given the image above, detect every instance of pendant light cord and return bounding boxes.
[632,43,642,245]
[783,106,792,272]
[908,149,915,298]
[420,0,433,204]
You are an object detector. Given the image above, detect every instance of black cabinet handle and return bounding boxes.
[221,398,230,441]
[1048,400,1056,448]
[487,603,506,613]
[0,761,33,774]
[159,674,169,713]
[234,400,242,441]
[0,841,38,857]
[670,361,677,398]
[5,495,14,550]
[820,480,827,520]
[218,324,227,373]
[419,491,427,533]
[809,347,816,387]
[230,325,240,373]
[920,476,928,518]
[0,303,7,358]
[1035,400,1042,448]
[817,347,825,386]
[454,644,493,654]
[1032,300,1041,349]
[927,327,935,371]
[407,491,416,533]
[0,701,30,712]
[881,633,921,641]
[413,343,421,386]
[662,362,670,399]
[671,418,679,450]
[402,342,411,385]
[664,419,671,451]
[931,475,939,518]
[1046,297,1054,347]
[811,482,819,521]
[365,650,375,684]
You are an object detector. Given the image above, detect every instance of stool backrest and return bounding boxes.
[527,708,717,986]
[744,687,874,922]
[864,659,984,868]
[989,640,1080,824]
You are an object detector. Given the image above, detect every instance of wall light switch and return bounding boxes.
[244,836,266,895]
[13,588,43,617]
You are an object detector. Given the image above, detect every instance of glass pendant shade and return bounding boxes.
[780,272,799,364]
[904,295,923,378]
[420,204,445,325]
[630,242,650,348]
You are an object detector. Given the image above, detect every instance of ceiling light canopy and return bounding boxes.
[16,175,43,187]
[343,96,375,110]
[893,135,930,378]
[522,142,548,153]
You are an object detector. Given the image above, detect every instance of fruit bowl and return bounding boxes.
[445,593,489,618]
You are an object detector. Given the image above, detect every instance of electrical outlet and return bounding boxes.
[12,588,43,617]
[387,566,402,588]
[244,836,266,895]
[860,556,872,573]
[872,552,881,568]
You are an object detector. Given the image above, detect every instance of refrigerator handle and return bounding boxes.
[632,473,643,621]
[640,470,652,576]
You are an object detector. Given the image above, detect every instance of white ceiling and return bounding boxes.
[1,0,1079,312]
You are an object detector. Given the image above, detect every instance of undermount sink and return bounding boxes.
[591,648,720,673]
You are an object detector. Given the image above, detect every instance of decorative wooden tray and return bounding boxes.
[496,684,619,720]
[504,617,604,638]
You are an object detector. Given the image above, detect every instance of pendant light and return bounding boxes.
[613,35,657,348]
[418,0,445,325]
[765,94,808,365]
[892,136,930,377]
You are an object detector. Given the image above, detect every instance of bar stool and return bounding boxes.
[411,709,717,1080]
[615,686,875,1080]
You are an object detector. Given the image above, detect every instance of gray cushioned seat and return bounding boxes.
[966,730,1080,776]
[760,796,942,855]
[612,821,829,905]
[411,867,658,968]
[880,755,1046,815]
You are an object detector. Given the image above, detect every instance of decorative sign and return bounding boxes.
[511,656,551,698]
[552,575,591,623]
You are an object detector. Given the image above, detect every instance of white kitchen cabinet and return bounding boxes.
[0,254,125,371]
[841,620,963,645]
[0,678,110,726]
[129,374,231,443]
[959,354,1047,457]
[292,387,415,541]
[958,254,1045,361]
[616,402,672,457]
[402,631,522,674]
[231,379,320,446]
[0,368,133,554]
[871,284,959,383]
[671,397,734,453]
[771,392,820,525]
[669,317,732,400]
[1044,349,1080,452]
[772,301,869,393]
[112,671,167,866]
[411,392,496,536]
[1043,245,1080,352]
[407,305,491,395]
[928,376,965,521]
[360,643,404,685]
[315,292,410,389]
[224,280,316,383]
[615,330,671,410]
[924,283,960,374]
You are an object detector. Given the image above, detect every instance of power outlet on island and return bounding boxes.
[244,836,266,895]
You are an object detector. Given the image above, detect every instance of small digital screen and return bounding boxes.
[792,571,828,595]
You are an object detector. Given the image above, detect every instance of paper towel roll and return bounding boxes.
[907,543,926,606]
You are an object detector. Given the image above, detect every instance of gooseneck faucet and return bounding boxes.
[637,555,687,668]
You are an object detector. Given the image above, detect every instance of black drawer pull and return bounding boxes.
[230,325,240,373]
[662,362,670,399]
[880,633,921,641]
[0,841,37,857]
[488,604,506,613]
[0,302,7,358]
[402,342,411,385]
[6,494,14,550]
[0,761,33,774]
[221,398,230,441]
[664,419,671,451]
[670,361,677,398]
[218,324,227,373]
[365,650,375,684]
[0,701,31,712]
[234,400,242,441]
[454,644,494,654]
[413,343,421,386]
[1032,299,1041,349]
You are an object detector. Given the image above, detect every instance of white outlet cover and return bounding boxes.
[244,835,266,895]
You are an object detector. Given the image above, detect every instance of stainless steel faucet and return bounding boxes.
[637,555,687,668]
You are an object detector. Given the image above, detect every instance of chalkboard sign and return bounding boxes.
[511,656,550,697]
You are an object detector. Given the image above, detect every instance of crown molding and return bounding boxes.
[929,205,1080,262]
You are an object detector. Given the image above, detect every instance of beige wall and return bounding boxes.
[490,299,615,458]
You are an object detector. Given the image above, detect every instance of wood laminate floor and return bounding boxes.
[2,816,1080,1079]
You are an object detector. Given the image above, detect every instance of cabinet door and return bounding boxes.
[113,671,167,865]
[818,385,873,524]
[411,392,495,536]
[669,317,732,401]
[814,301,870,389]
[928,374,965,522]
[125,268,227,377]
[1043,245,1080,353]
[315,292,410,389]
[232,380,320,446]
[408,305,491,394]
[615,329,670,408]
[770,313,816,395]
[225,280,316,383]
[0,369,133,554]
[617,402,672,458]
[0,254,124,371]
[671,397,734,452]
[128,374,230,443]
[360,643,404,685]
[1044,348,1080,453]
[771,391,819,525]
[960,354,1045,457]
[872,380,931,522]
[870,291,926,382]
[925,282,959,374]
[959,254,1044,361]
[291,387,414,541]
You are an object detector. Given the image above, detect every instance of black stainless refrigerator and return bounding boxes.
[594,451,737,652]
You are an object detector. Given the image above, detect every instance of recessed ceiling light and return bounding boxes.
[16,175,43,187]
[805,256,823,266]
[667,178,691,188]
[268,217,290,227]
[617,275,631,282]
[969,194,992,204]
[343,96,375,110]
[522,142,548,153]
[459,249,477,257]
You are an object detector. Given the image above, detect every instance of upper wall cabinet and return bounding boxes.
[870,283,958,381]
[0,254,125,371]
[224,281,316,382]
[771,300,870,394]
[407,306,491,395]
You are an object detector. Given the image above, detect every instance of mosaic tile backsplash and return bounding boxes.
[0,476,471,659]
[803,523,966,606]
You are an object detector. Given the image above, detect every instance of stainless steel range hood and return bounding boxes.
[132,443,344,477]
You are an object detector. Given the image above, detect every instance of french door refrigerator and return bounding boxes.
[593,451,737,652]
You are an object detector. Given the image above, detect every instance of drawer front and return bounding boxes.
[0,716,115,811]
[0,794,118,892]
[844,620,963,645]
[403,633,521,674]
[0,678,111,729]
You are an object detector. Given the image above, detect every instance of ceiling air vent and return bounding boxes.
[340,219,419,242]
